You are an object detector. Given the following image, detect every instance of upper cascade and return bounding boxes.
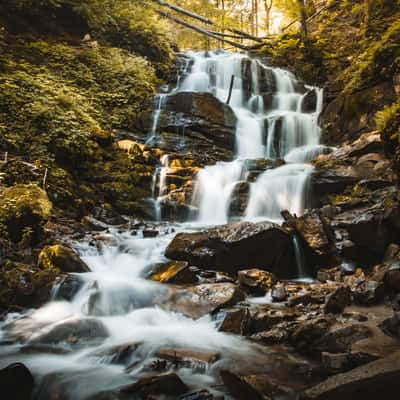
[151,51,327,224]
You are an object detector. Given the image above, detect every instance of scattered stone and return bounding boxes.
[121,372,188,397]
[220,370,264,400]
[324,286,352,314]
[150,261,198,284]
[271,284,288,302]
[54,275,85,301]
[38,244,90,273]
[156,348,220,366]
[317,268,342,283]
[168,283,245,319]
[216,307,250,335]
[143,229,159,238]
[385,262,400,292]
[379,312,400,337]
[237,269,276,295]
[352,281,385,305]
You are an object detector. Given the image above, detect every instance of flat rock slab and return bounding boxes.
[165,221,295,278]
[302,351,400,400]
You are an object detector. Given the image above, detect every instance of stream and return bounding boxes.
[0,51,328,399]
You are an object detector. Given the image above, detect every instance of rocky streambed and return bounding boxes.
[1,51,400,400]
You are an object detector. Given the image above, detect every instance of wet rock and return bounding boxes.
[0,261,58,310]
[165,221,296,278]
[150,261,198,284]
[168,283,245,319]
[228,181,250,217]
[216,307,250,335]
[181,389,215,400]
[54,275,85,301]
[271,284,288,302]
[38,244,90,273]
[156,347,220,366]
[317,268,342,283]
[282,210,336,267]
[220,370,264,400]
[301,351,400,400]
[379,312,400,337]
[315,325,373,355]
[383,243,400,262]
[237,269,276,296]
[121,372,188,397]
[0,363,34,400]
[249,306,299,334]
[385,261,400,292]
[156,91,237,152]
[82,216,109,231]
[30,318,108,345]
[142,229,159,238]
[352,281,385,306]
[324,286,352,314]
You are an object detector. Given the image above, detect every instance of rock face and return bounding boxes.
[149,261,198,284]
[149,91,237,162]
[321,83,397,146]
[38,244,90,273]
[302,351,400,400]
[165,221,296,278]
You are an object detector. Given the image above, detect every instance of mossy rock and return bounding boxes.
[0,184,52,244]
[0,261,59,310]
[38,244,90,273]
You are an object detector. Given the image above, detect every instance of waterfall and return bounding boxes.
[176,51,324,224]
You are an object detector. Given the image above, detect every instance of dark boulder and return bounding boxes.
[0,363,34,400]
[165,221,296,278]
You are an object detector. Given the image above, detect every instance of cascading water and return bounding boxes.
[0,51,329,399]
[177,51,325,224]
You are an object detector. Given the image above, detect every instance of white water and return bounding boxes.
[0,52,326,398]
[0,227,258,399]
[176,51,324,224]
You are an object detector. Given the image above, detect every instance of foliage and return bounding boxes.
[0,41,158,166]
[344,18,400,92]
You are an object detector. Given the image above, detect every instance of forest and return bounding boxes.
[0,0,400,399]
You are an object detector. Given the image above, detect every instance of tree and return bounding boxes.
[263,0,273,34]
[297,0,308,39]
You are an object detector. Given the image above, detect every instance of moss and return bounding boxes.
[263,34,326,85]
[0,260,59,310]
[38,244,89,273]
[0,184,52,244]
[376,99,400,176]
[344,18,400,93]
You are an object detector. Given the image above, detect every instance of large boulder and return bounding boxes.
[150,92,237,161]
[302,351,400,400]
[38,244,90,273]
[165,221,296,278]
[0,363,34,400]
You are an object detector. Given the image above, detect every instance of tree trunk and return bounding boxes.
[263,0,273,34]
[297,0,308,39]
